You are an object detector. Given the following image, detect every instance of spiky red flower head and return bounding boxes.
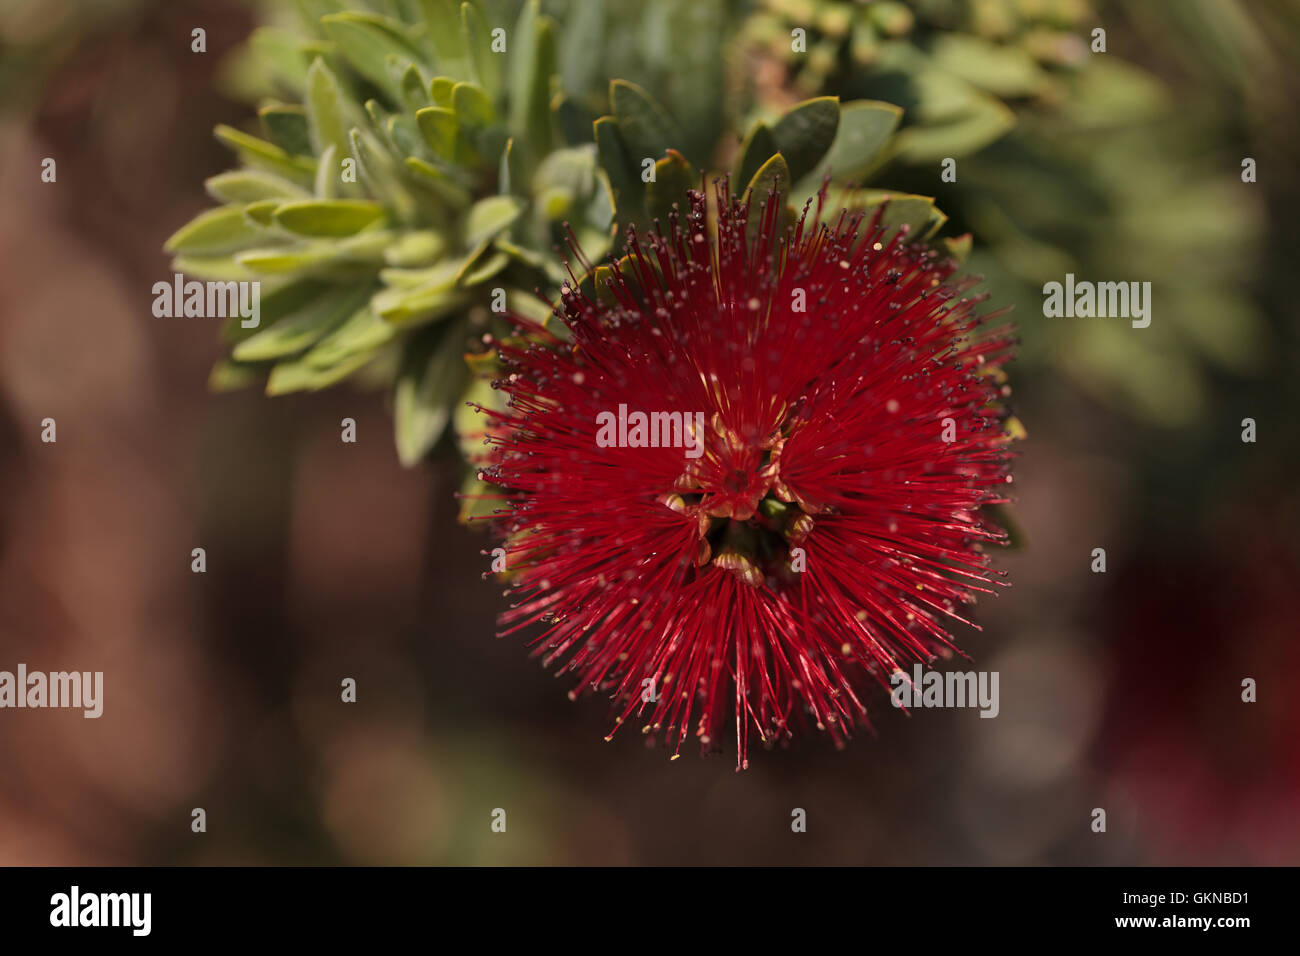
[479,183,1016,768]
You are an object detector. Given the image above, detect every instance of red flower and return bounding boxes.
[478,184,1016,768]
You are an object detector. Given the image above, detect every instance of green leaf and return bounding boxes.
[400,62,429,112]
[394,325,473,466]
[610,79,679,165]
[532,145,597,197]
[273,199,387,237]
[845,189,946,239]
[743,153,791,246]
[205,170,310,204]
[305,305,398,368]
[314,144,339,199]
[233,284,372,361]
[305,58,354,161]
[460,1,503,102]
[170,256,262,282]
[419,0,470,77]
[452,81,495,127]
[796,100,902,193]
[457,249,509,286]
[555,0,604,102]
[266,348,380,394]
[247,26,313,93]
[457,477,499,522]
[234,230,393,275]
[554,94,594,147]
[403,156,473,213]
[292,1,346,38]
[259,105,313,156]
[452,81,501,163]
[364,97,394,140]
[416,106,458,159]
[319,12,423,102]
[770,97,840,185]
[215,125,316,186]
[497,137,520,196]
[888,73,1015,162]
[372,267,470,325]
[165,205,268,256]
[454,363,506,459]
[743,153,790,204]
[645,149,694,224]
[242,199,281,227]
[579,177,614,242]
[457,473,497,523]
[379,259,463,289]
[494,236,544,269]
[506,0,556,176]
[889,104,1016,163]
[868,1,914,36]
[221,278,331,345]
[383,229,447,267]
[465,195,523,247]
[594,115,641,226]
[590,263,617,307]
[208,359,265,393]
[349,129,417,223]
[733,123,778,195]
[1057,59,1167,128]
[940,233,973,264]
[430,75,455,107]
[929,35,1045,98]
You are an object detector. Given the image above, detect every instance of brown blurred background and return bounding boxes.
[0,0,1297,865]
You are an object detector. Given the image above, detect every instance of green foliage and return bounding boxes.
[597,85,937,239]
[740,0,1271,428]
[172,0,953,481]
[742,0,1092,160]
[170,0,614,468]
[544,0,732,165]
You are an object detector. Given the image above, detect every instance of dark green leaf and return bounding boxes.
[610,79,680,165]
[734,123,778,195]
[645,149,694,224]
[770,97,840,185]
[260,105,313,156]
[594,115,642,227]
[796,100,902,194]
[743,153,791,246]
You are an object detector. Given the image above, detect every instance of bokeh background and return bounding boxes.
[1,0,1297,865]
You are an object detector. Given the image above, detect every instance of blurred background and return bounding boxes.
[0,0,1297,865]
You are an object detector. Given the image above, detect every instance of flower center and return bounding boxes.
[661,415,822,587]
